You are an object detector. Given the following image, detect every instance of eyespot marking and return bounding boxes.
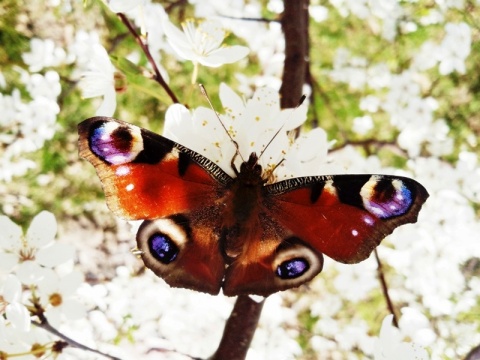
[361,177,413,219]
[89,121,143,164]
[276,258,310,279]
[149,233,179,264]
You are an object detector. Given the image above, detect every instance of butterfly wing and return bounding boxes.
[222,174,428,297]
[78,117,232,294]
[222,215,324,296]
[266,174,429,263]
[78,117,232,220]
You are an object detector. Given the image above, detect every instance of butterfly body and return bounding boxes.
[79,117,429,296]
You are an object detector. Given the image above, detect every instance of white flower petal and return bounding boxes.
[26,211,57,248]
[44,307,62,327]
[37,269,59,302]
[59,271,83,296]
[219,83,245,119]
[0,216,22,250]
[95,86,117,116]
[3,275,22,303]
[16,261,47,286]
[163,103,193,141]
[61,299,87,320]
[6,302,30,332]
[36,242,75,267]
[199,45,249,67]
[163,20,189,47]
[282,102,308,130]
[0,253,19,272]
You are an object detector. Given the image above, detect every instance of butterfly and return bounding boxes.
[78,116,429,297]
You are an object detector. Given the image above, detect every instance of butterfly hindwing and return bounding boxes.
[265,174,429,264]
[222,215,324,296]
[135,209,225,295]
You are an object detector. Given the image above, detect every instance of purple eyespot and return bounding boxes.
[276,258,309,279]
[362,178,413,219]
[89,122,143,164]
[149,233,179,264]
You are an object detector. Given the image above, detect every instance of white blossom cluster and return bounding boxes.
[0,68,60,182]
[0,0,479,359]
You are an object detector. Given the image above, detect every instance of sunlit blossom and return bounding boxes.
[37,269,86,327]
[437,22,471,74]
[78,44,117,116]
[163,19,249,82]
[22,38,67,73]
[163,83,328,181]
[0,211,74,283]
[374,315,429,360]
[1,275,30,332]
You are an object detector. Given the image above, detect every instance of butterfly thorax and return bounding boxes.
[221,153,267,258]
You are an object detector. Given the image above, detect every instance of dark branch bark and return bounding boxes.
[374,249,399,328]
[279,0,310,109]
[210,296,265,360]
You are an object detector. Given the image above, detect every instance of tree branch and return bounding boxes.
[279,0,309,109]
[117,12,180,104]
[32,315,122,360]
[210,296,265,360]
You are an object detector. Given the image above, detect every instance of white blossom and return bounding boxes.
[78,44,117,116]
[164,84,327,181]
[1,275,30,332]
[163,19,249,82]
[0,211,74,282]
[22,38,67,72]
[374,315,429,360]
[437,22,471,75]
[37,269,86,327]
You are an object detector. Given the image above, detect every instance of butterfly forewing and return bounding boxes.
[78,117,231,220]
[265,174,429,263]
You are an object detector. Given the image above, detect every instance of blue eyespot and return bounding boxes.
[362,178,413,219]
[149,234,179,264]
[89,122,143,164]
[276,258,309,279]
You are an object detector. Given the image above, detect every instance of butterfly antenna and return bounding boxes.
[199,84,245,163]
[258,94,306,160]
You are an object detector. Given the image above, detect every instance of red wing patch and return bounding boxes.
[267,175,428,263]
[78,117,229,220]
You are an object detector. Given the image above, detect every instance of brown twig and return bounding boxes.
[330,138,408,158]
[116,12,180,104]
[210,296,265,360]
[374,249,399,327]
[32,314,122,360]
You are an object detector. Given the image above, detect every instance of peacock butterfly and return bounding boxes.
[78,116,428,297]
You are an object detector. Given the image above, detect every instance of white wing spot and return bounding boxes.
[126,184,134,191]
[116,165,130,176]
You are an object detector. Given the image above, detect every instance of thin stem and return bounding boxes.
[210,295,265,360]
[117,12,180,104]
[330,138,408,158]
[32,315,122,360]
[374,249,399,327]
